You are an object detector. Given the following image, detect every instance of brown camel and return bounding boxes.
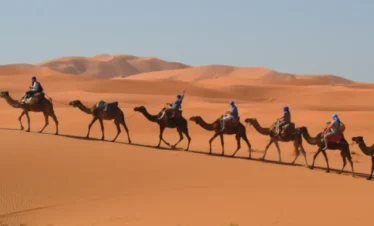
[351,136,374,180]
[295,126,355,177]
[133,106,191,151]
[244,118,308,166]
[0,91,59,134]
[189,116,252,157]
[69,100,131,143]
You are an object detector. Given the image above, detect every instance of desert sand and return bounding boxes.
[1,55,374,226]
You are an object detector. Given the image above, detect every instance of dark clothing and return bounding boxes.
[230,105,239,118]
[279,111,291,123]
[170,94,184,110]
[30,81,43,92]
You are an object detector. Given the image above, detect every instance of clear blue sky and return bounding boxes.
[1,0,373,82]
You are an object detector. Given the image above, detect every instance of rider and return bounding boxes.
[275,106,291,137]
[21,76,43,103]
[161,90,186,121]
[323,113,341,150]
[221,100,239,131]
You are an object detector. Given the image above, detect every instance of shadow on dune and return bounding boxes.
[0,127,371,181]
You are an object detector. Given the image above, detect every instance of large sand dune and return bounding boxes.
[1,56,374,226]
[38,54,190,79]
[122,64,354,87]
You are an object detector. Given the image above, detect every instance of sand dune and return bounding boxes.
[1,55,374,226]
[123,64,354,87]
[38,54,190,79]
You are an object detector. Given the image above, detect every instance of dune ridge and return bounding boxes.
[122,65,354,86]
[37,54,191,79]
[1,53,357,86]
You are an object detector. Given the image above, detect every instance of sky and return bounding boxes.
[1,0,373,82]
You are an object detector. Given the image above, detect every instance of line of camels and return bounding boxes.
[1,91,373,181]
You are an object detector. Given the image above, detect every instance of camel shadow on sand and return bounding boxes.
[0,127,371,181]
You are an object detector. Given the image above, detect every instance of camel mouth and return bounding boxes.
[133,106,144,111]
[244,118,254,123]
[351,137,362,142]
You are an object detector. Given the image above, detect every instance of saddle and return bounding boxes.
[220,115,240,131]
[322,122,345,143]
[322,129,343,143]
[96,100,118,112]
[23,92,45,105]
[271,121,295,137]
[167,109,182,119]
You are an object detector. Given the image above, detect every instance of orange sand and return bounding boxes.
[0,57,374,226]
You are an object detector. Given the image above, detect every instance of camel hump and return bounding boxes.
[23,92,45,105]
[284,122,295,130]
[96,100,119,112]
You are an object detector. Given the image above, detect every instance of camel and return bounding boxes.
[133,106,191,151]
[69,100,131,143]
[0,91,59,135]
[351,136,374,180]
[190,116,252,157]
[295,126,355,177]
[244,118,308,165]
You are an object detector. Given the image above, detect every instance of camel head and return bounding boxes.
[352,136,364,144]
[244,118,257,124]
[134,106,146,112]
[189,116,203,124]
[0,91,9,98]
[69,100,82,107]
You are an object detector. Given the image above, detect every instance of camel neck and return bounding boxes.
[358,141,374,156]
[5,95,21,108]
[301,129,319,145]
[250,120,271,135]
[77,103,92,114]
[196,118,215,131]
[140,109,158,122]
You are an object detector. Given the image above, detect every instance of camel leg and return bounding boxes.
[298,144,309,167]
[239,133,251,159]
[120,121,131,144]
[310,148,322,170]
[99,119,105,140]
[291,143,300,165]
[182,127,191,151]
[368,156,374,180]
[208,133,220,155]
[321,150,330,173]
[338,151,347,174]
[25,111,30,132]
[39,112,49,133]
[50,112,59,135]
[345,150,355,177]
[18,111,25,130]
[231,134,242,157]
[219,134,224,156]
[112,121,121,142]
[262,139,274,160]
[86,117,98,139]
[157,126,170,148]
[274,140,282,162]
[171,127,184,149]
